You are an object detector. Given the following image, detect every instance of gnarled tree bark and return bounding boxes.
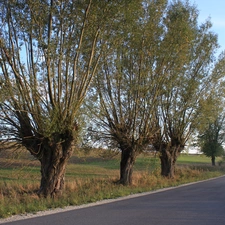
[22,130,74,197]
[159,148,179,178]
[38,141,73,197]
[119,147,136,185]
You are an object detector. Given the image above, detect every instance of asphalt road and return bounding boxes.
[1,176,225,225]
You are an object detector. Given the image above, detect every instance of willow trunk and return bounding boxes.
[37,139,74,197]
[119,149,136,185]
[160,148,179,178]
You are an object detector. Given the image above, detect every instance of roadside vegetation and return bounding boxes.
[0,148,224,219]
[1,0,225,220]
[1,0,225,198]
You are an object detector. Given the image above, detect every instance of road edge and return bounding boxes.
[1,175,225,224]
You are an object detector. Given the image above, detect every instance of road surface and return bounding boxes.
[1,176,225,225]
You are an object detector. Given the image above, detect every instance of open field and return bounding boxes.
[177,154,215,164]
[0,148,225,218]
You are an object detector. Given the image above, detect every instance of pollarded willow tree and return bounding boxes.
[152,1,223,178]
[87,0,168,185]
[0,0,131,197]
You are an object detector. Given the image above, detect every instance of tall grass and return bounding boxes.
[0,150,224,219]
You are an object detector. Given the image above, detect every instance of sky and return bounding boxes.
[189,0,225,54]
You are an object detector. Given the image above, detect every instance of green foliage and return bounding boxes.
[201,142,224,158]
[81,0,224,180]
[198,116,225,159]
[0,0,132,146]
[0,0,147,196]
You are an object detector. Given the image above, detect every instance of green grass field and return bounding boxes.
[177,154,214,164]
[0,149,224,219]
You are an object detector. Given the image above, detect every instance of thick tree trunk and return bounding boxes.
[211,156,216,166]
[22,131,74,198]
[18,110,76,197]
[39,160,66,197]
[38,140,73,197]
[119,149,136,185]
[160,148,179,178]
